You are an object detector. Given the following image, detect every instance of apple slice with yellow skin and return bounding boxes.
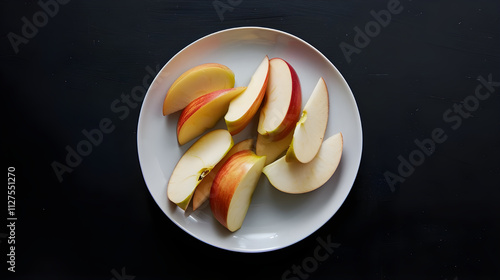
[225,56,270,135]
[286,77,329,163]
[177,87,246,145]
[256,130,293,165]
[167,129,233,210]
[210,150,266,232]
[263,132,343,194]
[163,63,235,115]
[192,138,254,211]
[257,58,302,141]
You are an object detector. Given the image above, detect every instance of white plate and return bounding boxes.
[137,27,362,253]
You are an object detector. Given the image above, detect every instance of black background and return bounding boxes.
[2,0,500,279]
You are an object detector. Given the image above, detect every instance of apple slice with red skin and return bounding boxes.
[257,58,302,141]
[225,55,270,135]
[210,150,266,232]
[163,63,235,115]
[177,87,246,145]
[192,138,254,211]
[167,129,233,210]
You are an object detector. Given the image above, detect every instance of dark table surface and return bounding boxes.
[3,0,500,279]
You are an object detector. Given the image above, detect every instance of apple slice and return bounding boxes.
[257,58,302,141]
[167,129,233,210]
[224,56,270,135]
[263,132,343,194]
[210,150,266,232]
[163,63,235,115]
[256,130,293,165]
[192,138,254,211]
[177,87,246,145]
[286,77,329,163]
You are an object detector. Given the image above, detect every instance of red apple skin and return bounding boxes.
[210,150,260,229]
[176,87,244,140]
[268,58,302,141]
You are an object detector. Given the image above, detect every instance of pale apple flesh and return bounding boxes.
[256,129,293,165]
[263,132,343,194]
[192,138,254,211]
[210,150,266,232]
[225,56,270,135]
[286,77,329,163]
[163,63,235,115]
[177,87,246,145]
[258,58,302,141]
[167,129,233,210]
